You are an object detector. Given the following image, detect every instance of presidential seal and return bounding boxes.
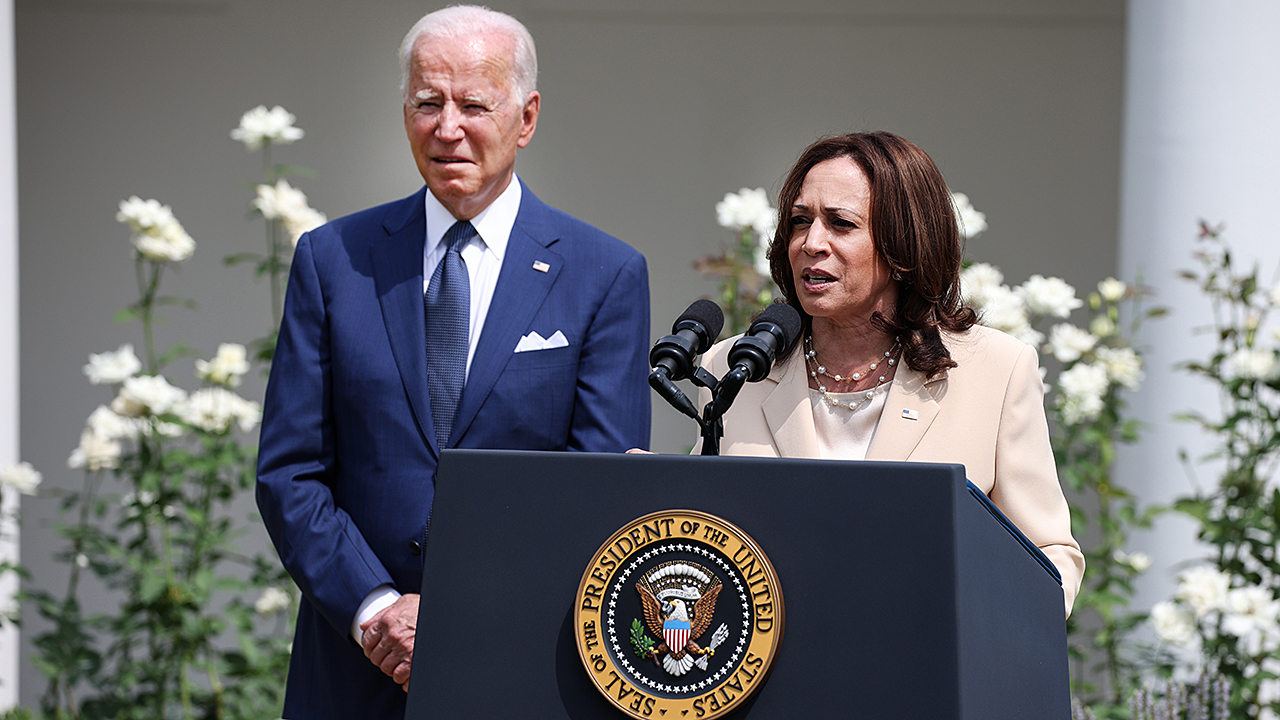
[574,510,784,718]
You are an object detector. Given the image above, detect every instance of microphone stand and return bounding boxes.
[687,366,723,456]
[663,360,757,456]
[649,364,727,455]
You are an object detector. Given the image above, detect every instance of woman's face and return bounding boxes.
[787,157,897,328]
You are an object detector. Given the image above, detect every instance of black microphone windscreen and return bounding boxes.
[754,303,802,346]
[677,299,725,339]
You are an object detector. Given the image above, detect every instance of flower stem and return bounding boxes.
[268,220,284,331]
[135,257,164,373]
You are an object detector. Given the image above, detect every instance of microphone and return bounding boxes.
[650,299,724,381]
[707,303,802,420]
[649,300,725,419]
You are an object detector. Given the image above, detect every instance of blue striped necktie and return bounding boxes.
[425,220,475,448]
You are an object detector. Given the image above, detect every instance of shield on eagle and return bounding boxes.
[663,618,691,652]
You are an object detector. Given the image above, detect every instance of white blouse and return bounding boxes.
[807,381,892,460]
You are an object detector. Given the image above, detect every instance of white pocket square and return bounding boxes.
[514,330,569,353]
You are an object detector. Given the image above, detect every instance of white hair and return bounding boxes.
[398,5,538,102]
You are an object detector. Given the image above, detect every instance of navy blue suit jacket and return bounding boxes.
[256,183,651,719]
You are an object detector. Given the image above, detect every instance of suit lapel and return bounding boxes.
[866,363,943,461]
[762,356,822,458]
[369,188,438,456]
[450,187,562,444]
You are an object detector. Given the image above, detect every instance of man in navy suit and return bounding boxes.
[255,6,650,718]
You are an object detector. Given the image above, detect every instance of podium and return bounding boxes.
[405,450,1069,719]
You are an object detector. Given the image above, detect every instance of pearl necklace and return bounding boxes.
[804,334,901,411]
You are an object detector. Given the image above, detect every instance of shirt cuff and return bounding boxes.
[352,584,402,644]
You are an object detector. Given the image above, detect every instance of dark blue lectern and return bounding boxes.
[406,450,1069,719]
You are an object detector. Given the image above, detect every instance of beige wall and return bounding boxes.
[14,0,1124,703]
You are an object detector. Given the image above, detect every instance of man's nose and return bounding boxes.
[435,105,465,140]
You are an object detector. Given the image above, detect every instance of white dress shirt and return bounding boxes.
[352,177,523,643]
[421,178,521,378]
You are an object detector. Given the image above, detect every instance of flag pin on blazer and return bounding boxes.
[532,260,550,273]
[902,408,919,420]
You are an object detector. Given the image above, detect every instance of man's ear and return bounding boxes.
[517,91,540,148]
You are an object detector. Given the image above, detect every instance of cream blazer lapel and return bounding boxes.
[759,355,822,458]
[865,363,945,461]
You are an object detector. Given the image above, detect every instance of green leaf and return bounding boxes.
[224,252,265,266]
[273,163,316,179]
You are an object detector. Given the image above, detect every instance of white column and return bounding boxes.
[0,0,18,707]
[1118,0,1280,607]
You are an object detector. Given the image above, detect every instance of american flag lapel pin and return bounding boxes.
[532,260,550,273]
[901,408,919,421]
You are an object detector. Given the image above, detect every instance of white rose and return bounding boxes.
[959,262,1005,307]
[117,197,195,262]
[0,461,42,495]
[1016,275,1083,319]
[86,405,141,442]
[715,188,775,233]
[196,343,252,388]
[231,398,263,433]
[1011,324,1045,348]
[1177,566,1231,618]
[176,388,261,434]
[1129,552,1153,573]
[950,192,988,239]
[252,179,305,221]
[148,419,187,439]
[283,205,327,247]
[83,343,142,385]
[231,105,305,150]
[1056,362,1108,425]
[1112,549,1152,573]
[252,180,327,246]
[1046,324,1098,363]
[974,284,1029,334]
[1097,277,1127,303]
[1225,347,1279,381]
[751,207,778,247]
[255,586,292,615]
[67,430,122,472]
[1222,586,1280,638]
[1089,315,1117,339]
[131,220,195,262]
[1096,346,1143,390]
[116,196,177,232]
[1151,600,1198,646]
[110,375,187,418]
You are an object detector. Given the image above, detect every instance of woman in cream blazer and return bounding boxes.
[693,131,1082,617]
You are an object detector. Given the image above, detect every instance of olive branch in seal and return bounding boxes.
[630,619,656,658]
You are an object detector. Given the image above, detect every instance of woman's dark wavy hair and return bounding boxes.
[767,131,976,378]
